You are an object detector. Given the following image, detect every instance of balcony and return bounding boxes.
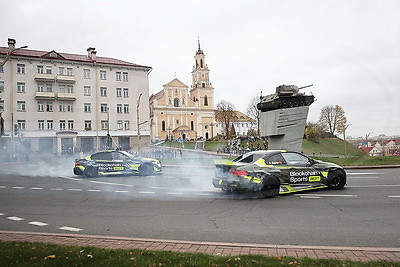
[56,75,76,83]
[35,73,55,82]
[35,92,56,100]
[57,92,76,101]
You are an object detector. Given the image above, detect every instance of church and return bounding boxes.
[149,42,215,141]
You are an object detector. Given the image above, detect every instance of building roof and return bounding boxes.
[163,78,187,87]
[149,90,165,103]
[215,110,256,123]
[0,46,151,69]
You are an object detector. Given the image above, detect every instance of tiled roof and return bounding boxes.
[149,90,165,103]
[0,47,151,69]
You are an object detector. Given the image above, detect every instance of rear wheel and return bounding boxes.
[327,169,346,190]
[139,164,153,176]
[259,175,280,198]
[84,166,98,178]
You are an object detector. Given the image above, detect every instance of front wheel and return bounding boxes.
[327,169,346,190]
[259,175,280,198]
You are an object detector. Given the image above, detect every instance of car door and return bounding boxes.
[91,151,114,173]
[281,152,321,185]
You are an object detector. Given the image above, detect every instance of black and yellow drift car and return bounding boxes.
[213,150,346,198]
[73,150,162,178]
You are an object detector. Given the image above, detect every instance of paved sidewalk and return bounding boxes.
[0,231,399,262]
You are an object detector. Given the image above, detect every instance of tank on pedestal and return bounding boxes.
[257,84,314,112]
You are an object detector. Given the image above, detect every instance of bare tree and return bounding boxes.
[215,100,235,140]
[318,105,346,136]
[246,96,261,136]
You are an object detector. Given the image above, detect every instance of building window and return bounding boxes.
[37,65,44,74]
[191,121,194,131]
[123,72,128,81]
[67,103,74,112]
[101,120,108,130]
[84,120,92,130]
[100,70,106,80]
[117,120,123,130]
[0,66,4,72]
[84,103,91,113]
[202,83,205,88]
[0,81,4,92]
[59,85,65,93]
[176,120,179,125]
[59,103,65,112]
[0,100,4,111]
[46,66,52,74]
[17,101,25,111]
[46,102,53,112]
[38,120,45,130]
[100,87,107,96]
[84,86,91,96]
[124,120,130,130]
[116,88,122,97]
[173,98,179,107]
[17,120,26,130]
[117,104,122,113]
[37,102,44,112]
[182,97,185,105]
[59,67,64,75]
[60,120,66,130]
[67,85,73,93]
[123,88,129,97]
[47,120,53,130]
[116,72,121,81]
[123,104,129,113]
[37,84,44,92]
[17,82,25,93]
[46,84,52,92]
[204,95,208,106]
[84,69,90,79]
[17,64,25,74]
[67,120,74,130]
[161,121,166,131]
[100,104,108,113]
[67,68,73,76]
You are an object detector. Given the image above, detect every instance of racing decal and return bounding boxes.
[97,162,125,171]
[308,176,321,182]
[130,164,140,170]
[113,166,125,171]
[289,170,322,183]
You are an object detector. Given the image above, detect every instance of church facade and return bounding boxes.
[149,43,215,141]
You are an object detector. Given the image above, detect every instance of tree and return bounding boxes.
[318,105,347,136]
[246,96,261,136]
[304,122,324,143]
[215,100,235,140]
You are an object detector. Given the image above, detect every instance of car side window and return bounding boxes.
[281,152,310,166]
[239,154,253,163]
[264,153,286,165]
[91,152,112,161]
[112,152,125,160]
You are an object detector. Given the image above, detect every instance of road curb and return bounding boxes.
[0,231,399,262]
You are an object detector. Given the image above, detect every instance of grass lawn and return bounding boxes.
[1,241,396,267]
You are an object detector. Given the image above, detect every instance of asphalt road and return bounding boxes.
[0,158,399,248]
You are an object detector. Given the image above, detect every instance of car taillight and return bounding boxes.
[229,169,248,176]
[75,161,79,167]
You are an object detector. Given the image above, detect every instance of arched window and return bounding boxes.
[200,59,203,68]
[204,95,208,106]
[191,121,194,131]
[174,98,179,107]
[162,121,166,131]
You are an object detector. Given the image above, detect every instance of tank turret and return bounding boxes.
[257,84,314,112]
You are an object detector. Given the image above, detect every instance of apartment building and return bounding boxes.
[0,39,151,156]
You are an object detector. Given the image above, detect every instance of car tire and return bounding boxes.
[84,166,98,178]
[259,175,280,198]
[327,169,346,190]
[139,164,153,176]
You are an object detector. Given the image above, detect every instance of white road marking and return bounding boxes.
[90,181,133,187]
[59,226,83,232]
[0,186,6,188]
[167,192,183,195]
[195,193,213,196]
[348,185,400,188]
[68,188,82,191]
[388,195,400,198]
[0,213,4,216]
[7,216,24,221]
[138,191,155,194]
[114,190,129,193]
[297,194,357,197]
[348,172,382,175]
[88,189,101,192]
[30,187,43,190]
[300,196,321,199]
[59,176,82,181]
[12,186,24,189]
[29,221,48,227]
[151,186,171,190]
[348,177,379,179]
[50,188,64,191]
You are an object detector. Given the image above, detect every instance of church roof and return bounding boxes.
[149,90,165,103]
[163,78,187,87]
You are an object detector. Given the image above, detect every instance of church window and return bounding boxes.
[182,97,185,105]
[204,95,208,106]
[168,97,172,105]
[162,121,166,131]
[191,121,194,131]
[202,83,205,88]
[200,59,203,68]
[176,120,179,124]
[174,98,179,107]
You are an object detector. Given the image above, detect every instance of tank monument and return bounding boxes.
[257,84,315,152]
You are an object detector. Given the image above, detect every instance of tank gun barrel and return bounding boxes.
[298,84,313,90]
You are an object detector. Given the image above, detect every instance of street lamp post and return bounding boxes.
[136,93,143,152]
[343,124,351,158]
[106,107,111,149]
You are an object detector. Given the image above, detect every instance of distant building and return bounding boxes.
[215,111,257,137]
[0,38,151,156]
[149,42,215,141]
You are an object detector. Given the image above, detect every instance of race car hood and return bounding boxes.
[313,160,342,169]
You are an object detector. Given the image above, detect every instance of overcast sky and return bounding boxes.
[2,0,399,138]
